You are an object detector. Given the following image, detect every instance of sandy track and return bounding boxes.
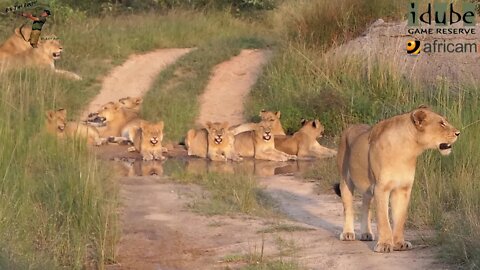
[196,49,271,126]
[82,48,191,118]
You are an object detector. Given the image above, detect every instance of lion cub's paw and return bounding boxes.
[360,233,374,241]
[394,241,412,251]
[127,146,137,152]
[374,242,393,253]
[154,155,166,161]
[339,232,355,241]
[288,155,297,160]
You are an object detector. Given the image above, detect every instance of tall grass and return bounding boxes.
[0,69,117,269]
[270,0,406,49]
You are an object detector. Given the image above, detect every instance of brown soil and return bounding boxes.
[81,48,192,118]
[196,49,271,126]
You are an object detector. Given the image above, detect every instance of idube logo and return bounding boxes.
[407,40,421,55]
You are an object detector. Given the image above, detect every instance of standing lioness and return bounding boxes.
[335,106,460,253]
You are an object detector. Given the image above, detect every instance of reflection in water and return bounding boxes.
[114,157,323,178]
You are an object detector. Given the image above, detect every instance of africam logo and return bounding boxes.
[406,1,478,55]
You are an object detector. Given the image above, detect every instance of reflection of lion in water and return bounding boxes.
[335,106,460,253]
[0,25,32,59]
[0,36,82,80]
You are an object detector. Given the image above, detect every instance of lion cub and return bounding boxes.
[130,120,166,161]
[205,121,242,162]
[45,109,105,146]
[275,119,337,159]
[235,121,296,161]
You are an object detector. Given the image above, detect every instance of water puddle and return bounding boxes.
[111,156,324,178]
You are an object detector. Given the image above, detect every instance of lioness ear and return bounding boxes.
[411,109,427,129]
[259,109,266,117]
[275,111,281,119]
[136,97,143,104]
[157,121,164,130]
[312,120,319,128]
[301,118,307,126]
[46,110,55,120]
[417,104,429,109]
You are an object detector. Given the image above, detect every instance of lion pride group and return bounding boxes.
[5,22,462,255]
[46,96,461,253]
[45,95,337,162]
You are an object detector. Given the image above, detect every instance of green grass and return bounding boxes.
[257,223,314,234]
[0,69,117,269]
[169,169,277,216]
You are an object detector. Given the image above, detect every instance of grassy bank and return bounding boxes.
[0,69,117,269]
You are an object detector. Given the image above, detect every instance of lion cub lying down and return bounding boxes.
[185,110,285,159]
[235,121,296,161]
[275,119,337,159]
[128,120,166,161]
[335,106,460,253]
[45,109,105,146]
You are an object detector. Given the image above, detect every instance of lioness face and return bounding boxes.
[96,102,120,124]
[411,108,460,156]
[40,39,62,60]
[119,96,143,110]
[141,121,164,146]
[300,119,324,138]
[256,122,273,142]
[206,121,229,145]
[260,110,285,135]
[46,108,67,134]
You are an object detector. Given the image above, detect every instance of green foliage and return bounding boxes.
[0,69,117,269]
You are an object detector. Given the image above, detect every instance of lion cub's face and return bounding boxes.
[411,108,460,156]
[299,119,324,138]
[206,121,229,145]
[39,39,63,60]
[45,108,67,135]
[255,121,273,142]
[260,110,285,135]
[141,121,164,147]
[119,96,143,111]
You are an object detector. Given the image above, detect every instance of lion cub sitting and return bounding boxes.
[235,121,297,161]
[204,121,242,162]
[45,109,105,146]
[129,120,166,161]
[275,119,337,159]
